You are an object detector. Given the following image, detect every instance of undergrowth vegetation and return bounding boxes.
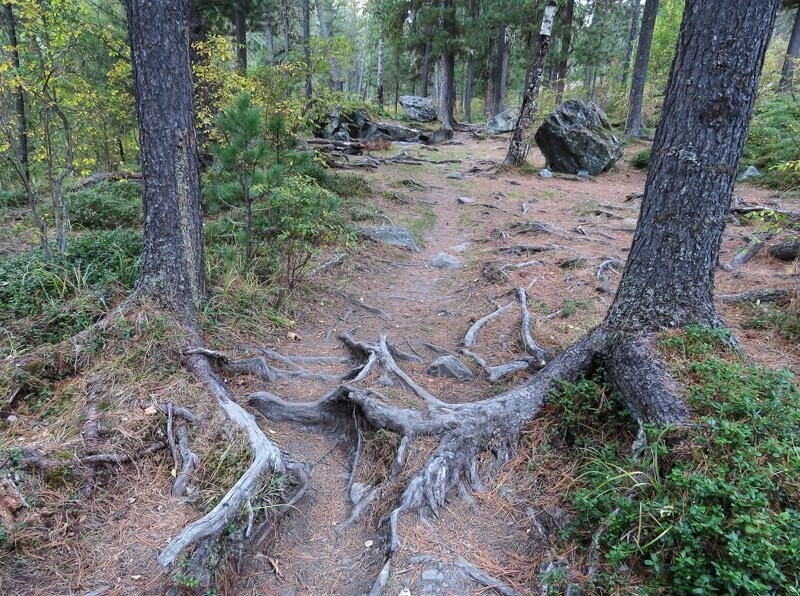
[744,94,800,191]
[0,229,141,354]
[539,326,800,593]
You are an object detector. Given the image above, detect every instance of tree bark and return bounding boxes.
[282,1,291,61]
[492,26,509,116]
[621,0,642,86]
[554,0,574,104]
[779,7,800,92]
[501,1,556,169]
[315,0,344,91]
[437,0,457,129]
[3,3,29,182]
[464,52,474,122]
[625,0,659,137]
[607,0,781,333]
[302,0,312,98]
[377,27,385,110]
[235,0,247,74]
[125,0,206,313]
[420,38,431,97]
[264,19,275,65]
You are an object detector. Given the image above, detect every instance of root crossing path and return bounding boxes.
[199,135,788,594]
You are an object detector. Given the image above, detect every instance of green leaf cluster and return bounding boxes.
[551,326,800,593]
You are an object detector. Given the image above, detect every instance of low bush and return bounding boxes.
[67,180,142,229]
[0,189,27,209]
[549,326,800,593]
[629,147,652,169]
[744,95,800,190]
[0,229,141,351]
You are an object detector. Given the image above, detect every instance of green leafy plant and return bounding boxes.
[67,180,142,229]
[744,94,800,190]
[554,326,800,593]
[630,147,652,169]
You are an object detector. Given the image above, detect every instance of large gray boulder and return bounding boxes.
[534,99,622,175]
[486,108,519,135]
[399,95,437,122]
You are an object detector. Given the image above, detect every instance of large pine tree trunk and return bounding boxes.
[125,0,206,313]
[501,1,556,169]
[235,0,247,74]
[620,0,642,86]
[282,3,291,60]
[779,7,800,92]
[437,0,457,129]
[607,0,780,333]
[554,0,574,104]
[625,0,659,137]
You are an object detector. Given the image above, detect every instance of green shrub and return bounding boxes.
[0,229,141,350]
[552,326,800,593]
[629,147,652,169]
[744,95,800,190]
[67,180,142,229]
[0,189,27,209]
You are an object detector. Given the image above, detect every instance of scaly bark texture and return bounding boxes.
[492,26,509,117]
[607,0,781,333]
[624,0,659,137]
[779,6,800,92]
[501,1,556,168]
[437,0,457,129]
[125,0,206,313]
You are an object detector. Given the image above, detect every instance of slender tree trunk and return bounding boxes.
[315,0,343,91]
[625,0,659,137]
[779,7,800,92]
[282,4,290,61]
[235,0,247,74]
[620,0,642,86]
[302,0,312,98]
[125,0,206,313]
[607,0,780,332]
[492,26,508,116]
[420,38,431,97]
[554,0,574,103]
[464,52,474,123]
[264,19,275,65]
[377,27,385,110]
[3,3,29,182]
[394,46,400,113]
[501,1,556,169]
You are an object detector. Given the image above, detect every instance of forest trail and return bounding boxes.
[2,131,795,596]
[223,131,796,594]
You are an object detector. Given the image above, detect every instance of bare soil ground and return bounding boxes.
[1,132,797,595]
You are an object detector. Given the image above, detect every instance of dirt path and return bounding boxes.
[224,132,798,595]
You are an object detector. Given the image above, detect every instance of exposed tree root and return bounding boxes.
[454,557,522,596]
[722,234,770,271]
[718,287,794,305]
[158,343,291,570]
[246,320,693,592]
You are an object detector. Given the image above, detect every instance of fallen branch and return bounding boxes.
[718,287,794,305]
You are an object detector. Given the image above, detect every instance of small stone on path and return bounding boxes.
[457,196,472,204]
[446,172,464,180]
[426,355,475,380]
[432,252,462,270]
[539,168,553,179]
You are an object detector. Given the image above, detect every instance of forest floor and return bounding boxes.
[1,131,797,595]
